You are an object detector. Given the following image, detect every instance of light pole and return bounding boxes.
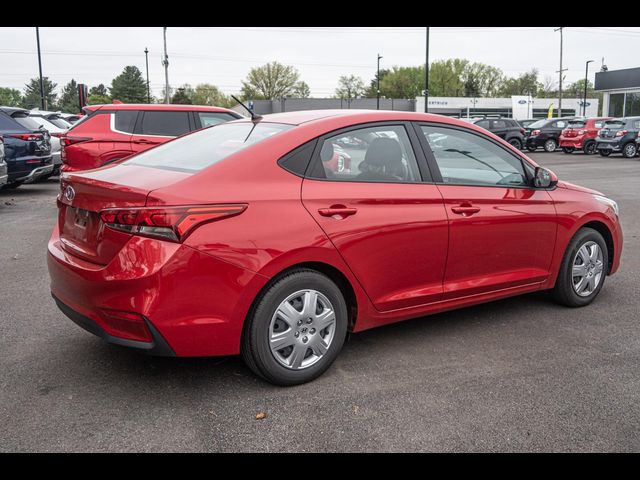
[554,27,567,118]
[144,48,150,103]
[162,27,170,104]
[35,27,45,110]
[376,54,383,110]
[425,27,430,113]
[583,60,594,116]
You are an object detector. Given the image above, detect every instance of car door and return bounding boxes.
[415,123,557,299]
[301,122,449,311]
[130,110,192,154]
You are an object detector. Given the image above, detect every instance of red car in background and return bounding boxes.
[48,110,623,385]
[560,117,611,155]
[60,104,242,172]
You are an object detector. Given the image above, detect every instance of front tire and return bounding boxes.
[598,149,611,157]
[551,228,608,307]
[509,138,522,150]
[544,139,557,152]
[241,269,348,386]
[583,140,596,155]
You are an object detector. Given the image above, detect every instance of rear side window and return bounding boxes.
[278,140,317,176]
[553,120,567,128]
[0,112,23,130]
[475,120,490,129]
[140,111,190,136]
[125,122,293,173]
[493,120,507,129]
[114,110,137,133]
[198,112,238,127]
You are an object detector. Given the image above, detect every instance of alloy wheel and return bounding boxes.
[269,289,337,370]
[572,241,604,297]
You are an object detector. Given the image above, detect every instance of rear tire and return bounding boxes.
[544,139,557,152]
[562,147,575,154]
[527,146,537,152]
[508,138,522,150]
[583,141,596,155]
[622,142,637,158]
[598,150,611,157]
[241,269,348,386]
[551,228,608,308]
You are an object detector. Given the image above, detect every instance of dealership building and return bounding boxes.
[239,95,598,119]
[595,67,640,117]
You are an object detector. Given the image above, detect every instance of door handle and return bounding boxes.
[318,206,358,218]
[133,139,156,144]
[451,204,480,216]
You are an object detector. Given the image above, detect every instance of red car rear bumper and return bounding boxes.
[47,224,266,356]
[559,136,585,148]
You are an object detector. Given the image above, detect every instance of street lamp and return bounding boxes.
[377,54,383,110]
[144,48,150,103]
[583,60,594,116]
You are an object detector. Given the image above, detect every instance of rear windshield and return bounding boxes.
[47,117,72,129]
[125,122,293,173]
[604,120,625,129]
[568,120,586,128]
[12,114,44,131]
[527,120,548,129]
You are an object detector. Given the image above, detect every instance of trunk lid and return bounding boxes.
[57,163,192,265]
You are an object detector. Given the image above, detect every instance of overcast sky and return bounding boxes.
[1,26,639,99]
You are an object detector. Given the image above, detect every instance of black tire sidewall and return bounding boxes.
[554,228,608,307]
[599,149,611,157]
[509,138,522,150]
[583,141,596,155]
[244,270,348,386]
[562,147,574,154]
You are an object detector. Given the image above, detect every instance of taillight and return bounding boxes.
[8,133,43,141]
[531,129,540,136]
[50,132,64,138]
[99,204,248,242]
[60,136,92,147]
[615,130,628,137]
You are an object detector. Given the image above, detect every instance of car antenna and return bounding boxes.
[231,95,262,122]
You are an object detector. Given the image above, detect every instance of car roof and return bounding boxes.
[85,103,237,113]
[237,109,482,128]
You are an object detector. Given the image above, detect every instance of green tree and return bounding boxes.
[378,66,424,99]
[191,83,231,107]
[90,84,109,97]
[365,68,390,97]
[428,59,468,97]
[461,63,505,97]
[335,75,365,100]
[87,94,111,105]
[293,81,311,98]
[0,87,23,107]
[109,66,147,103]
[56,79,80,112]
[241,61,300,100]
[171,85,194,104]
[565,79,594,98]
[498,69,543,97]
[23,77,57,109]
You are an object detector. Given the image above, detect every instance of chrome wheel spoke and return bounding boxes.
[288,343,308,369]
[276,301,301,329]
[311,336,329,357]
[314,308,336,331]
[270,330,295,351]
[572,264,587,277]
[302,290,318,317]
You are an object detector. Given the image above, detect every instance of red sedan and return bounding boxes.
[48,110,623,385]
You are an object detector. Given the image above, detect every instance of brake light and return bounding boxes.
[50,132,64,138]
[99,204,248,242]
[615,130,628,137]
[8,133,43,141]
[60,136,92,147]
[531,130,540,136]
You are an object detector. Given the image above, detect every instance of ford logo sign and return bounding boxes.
[64,185,75,202]
[518,100,527,104]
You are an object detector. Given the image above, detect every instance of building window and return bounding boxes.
[624,92,640,117]
[609,93,625,117]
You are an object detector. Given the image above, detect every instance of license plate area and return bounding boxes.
[74,208,90,228]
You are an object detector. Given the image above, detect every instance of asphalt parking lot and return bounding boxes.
[1,151,639,452]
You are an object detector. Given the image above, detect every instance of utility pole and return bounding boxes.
[554,27,567,118]
[144,48,151,103]
[583,60,594,116]
[376,53,383,110]
[162,27,170,104]
[35,27,46,110]
[424,27,430,113]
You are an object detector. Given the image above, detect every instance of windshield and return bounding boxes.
[527,120,548,129]
[125,122,293,173]
[604,120,625,129]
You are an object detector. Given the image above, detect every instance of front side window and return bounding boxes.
[553,120,567,129]
[527,120,548,129]
[125,122,292,173]
[140,111,190,136]
[307,125,422,183]
[420,125,529,187]
[198,112,238,127]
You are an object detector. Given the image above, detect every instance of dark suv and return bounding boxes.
[524,117,578,152]
[0,109,52,189]
[471,117,525,149]
[596,117,640,158]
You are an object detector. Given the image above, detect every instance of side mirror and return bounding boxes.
[534,167,558,188]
